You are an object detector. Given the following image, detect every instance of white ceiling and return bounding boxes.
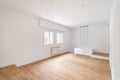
[0,0,113,27]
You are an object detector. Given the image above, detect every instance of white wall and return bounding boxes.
[0,7,72,67]
[110,0,120,80]
[72,24,109,53]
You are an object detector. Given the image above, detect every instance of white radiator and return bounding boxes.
[51,47,61,56]
[74,48,93,56]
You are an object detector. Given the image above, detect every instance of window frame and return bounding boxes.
[44,31,54,45]
[44,29,64,46]
[56,32,64,44]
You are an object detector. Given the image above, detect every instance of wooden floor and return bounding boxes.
[0,65,30,80]
[20,53,111,80]
[93,52,109,57]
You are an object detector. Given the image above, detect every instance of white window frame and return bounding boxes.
[56,32,64,44]
[44,31,54,45]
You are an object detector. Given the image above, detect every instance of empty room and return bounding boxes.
[0,0,120,80]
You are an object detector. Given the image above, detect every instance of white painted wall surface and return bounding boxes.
[110,0,120,80]
[72,24,109,53]
[0,7,72,67]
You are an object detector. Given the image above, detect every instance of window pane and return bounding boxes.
[44,32,49,45]
[50,32,54,44]
[57,33,63,44]
[60,33,63,43]
[57,33,59,43]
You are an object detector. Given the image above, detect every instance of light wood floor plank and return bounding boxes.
[93,52,109,57]
[0,65,30,80]
[20,53,111,80]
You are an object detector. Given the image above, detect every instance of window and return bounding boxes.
[50,32,54,44]
[44,31,54,45]
[44,31,63,45]
[57,33,63,44]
